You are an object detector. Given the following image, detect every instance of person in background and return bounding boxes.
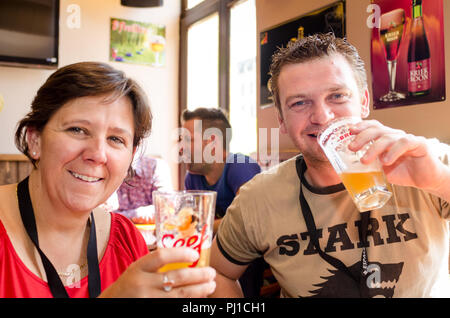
[113,155,173,224]
[180,107,266,297]
[209,33,450,298]
[181,108,261,231]
[0,62,215,298]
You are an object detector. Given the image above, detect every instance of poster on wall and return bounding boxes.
[371,0,445,109]
[259,1,346,107]
[110,18,166,67]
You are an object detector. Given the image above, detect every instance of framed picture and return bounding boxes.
[110,17,166,67]
[371,0,445,109]
[259,1,346,107]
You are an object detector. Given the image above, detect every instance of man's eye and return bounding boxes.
[289,100,308,108]
[329,93,350,102]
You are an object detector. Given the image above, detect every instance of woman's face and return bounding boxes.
[28,94,135,213]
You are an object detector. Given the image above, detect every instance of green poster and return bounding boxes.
[110,17,166,67]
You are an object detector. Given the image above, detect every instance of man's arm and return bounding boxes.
[350,121,450,202]
[209,237,247,298]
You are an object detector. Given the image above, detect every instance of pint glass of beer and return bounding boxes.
[317,117,392,212]
[153,190,216,272]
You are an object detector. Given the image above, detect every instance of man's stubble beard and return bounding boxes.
[294,137,332,169]
[186,162,212,175]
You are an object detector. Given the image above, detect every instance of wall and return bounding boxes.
[0,0,180,188]
[256,0,450,158]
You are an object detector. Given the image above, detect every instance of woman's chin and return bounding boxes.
[64,196,103,214]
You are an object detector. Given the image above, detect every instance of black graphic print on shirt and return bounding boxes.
[275,211,416,297]
[302,261,404,298]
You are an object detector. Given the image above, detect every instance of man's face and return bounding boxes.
[181,118,211,175]
[277,54,370,164]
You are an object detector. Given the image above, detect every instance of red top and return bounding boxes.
[0,212,149,298]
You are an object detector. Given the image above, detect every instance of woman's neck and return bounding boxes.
[27,170,90,239]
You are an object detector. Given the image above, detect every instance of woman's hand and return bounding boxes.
[99,247,216,298]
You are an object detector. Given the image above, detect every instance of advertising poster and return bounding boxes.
[259,1,346,107]
[110,18,166,67]
[371,0,445,109]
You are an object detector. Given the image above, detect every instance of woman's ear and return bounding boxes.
[26,127,41,159]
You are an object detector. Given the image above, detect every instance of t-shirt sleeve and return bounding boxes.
[216,192,262,265]
[226,156,261,194]
[429,139,450,219]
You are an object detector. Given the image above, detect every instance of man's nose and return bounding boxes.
[310,101,335,125]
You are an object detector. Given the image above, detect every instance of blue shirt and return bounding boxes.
[184,153,261,218]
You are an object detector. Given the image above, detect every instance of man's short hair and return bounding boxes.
[181,107,232,148]
[268,32,368,115]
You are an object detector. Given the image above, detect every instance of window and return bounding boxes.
[187,13,219,110]
[187,0,206,9]
[229,0,256,155]
[180,0,257,151]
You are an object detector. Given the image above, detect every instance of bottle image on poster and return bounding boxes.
[407,0,431,96]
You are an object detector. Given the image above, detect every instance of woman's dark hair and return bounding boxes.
[15,61,152,170]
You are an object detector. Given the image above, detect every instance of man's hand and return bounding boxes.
[349,120,450,200]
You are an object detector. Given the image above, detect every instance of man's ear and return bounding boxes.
[26,127,41,159]
[361,88,370,119]
[278,109,287,134]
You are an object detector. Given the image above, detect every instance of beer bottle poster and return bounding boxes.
[371,0,445,109]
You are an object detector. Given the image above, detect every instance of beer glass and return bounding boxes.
[379,8,406,102]
[153,190,216,272]
[318,117,392,212]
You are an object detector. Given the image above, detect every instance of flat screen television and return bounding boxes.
[0,0,59,69]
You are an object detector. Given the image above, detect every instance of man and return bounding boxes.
[210,33,450,298]
[180,107,265,297]
[181,107,261,231]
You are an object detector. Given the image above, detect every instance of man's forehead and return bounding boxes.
[279,55,356,89]
[182,118,203,134]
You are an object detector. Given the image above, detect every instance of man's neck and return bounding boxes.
[204,162,226,186]
[303,157,342,188]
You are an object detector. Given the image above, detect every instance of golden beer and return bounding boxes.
[157,247,211,273]
[339,171,392,211]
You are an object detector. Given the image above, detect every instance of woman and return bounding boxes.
[0,62,216,298]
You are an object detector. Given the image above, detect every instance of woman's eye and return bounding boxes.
[67,127,86,134]
[109,136,125,145]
